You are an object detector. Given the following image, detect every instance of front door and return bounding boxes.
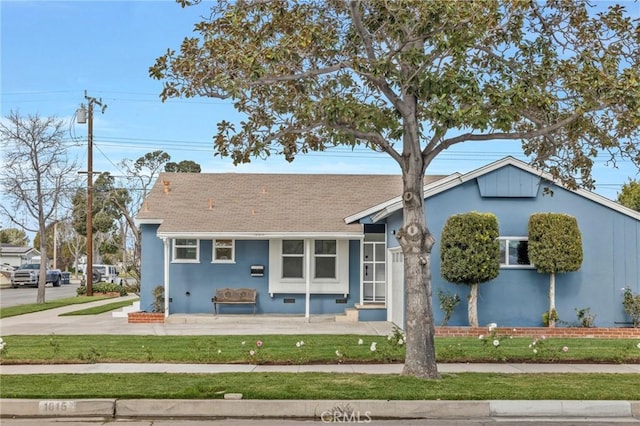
[362,228,386,303]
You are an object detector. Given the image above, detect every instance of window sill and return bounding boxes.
[355,303,386,309]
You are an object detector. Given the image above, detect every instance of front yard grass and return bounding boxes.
[1,334,639,364]
[59,298,140,316]
[0,295,122,319]
[1,372,638,400]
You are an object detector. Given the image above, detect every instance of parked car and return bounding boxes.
[11,264,62,288]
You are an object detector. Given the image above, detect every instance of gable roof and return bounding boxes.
[359,156,640,223]
[136,172,446,238]
[0,244,39,256]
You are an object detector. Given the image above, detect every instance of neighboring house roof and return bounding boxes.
[0,244,39,256]
[136,172,446,238]
[357,156,640,223]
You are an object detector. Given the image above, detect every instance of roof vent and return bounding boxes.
[163,180,170,194]
[209,198,214,209]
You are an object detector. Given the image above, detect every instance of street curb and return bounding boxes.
[1,399,639,420]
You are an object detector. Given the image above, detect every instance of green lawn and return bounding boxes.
[0,295,122,319]
[1,334,638,364]
[59,298,140,316]
[1,372,638,400]
[1,297,639,401]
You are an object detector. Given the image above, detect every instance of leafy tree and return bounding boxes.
[116,150,172,279]
[151,1,640,378]
[618,179,640,212]
[165,160,201,173]
[72,172,129,266]
[0,111,78,303]
[528,213,583,327]
[0,228,29,246]
[440,212,500,327]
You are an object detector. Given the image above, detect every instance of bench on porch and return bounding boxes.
[213,288,257,315]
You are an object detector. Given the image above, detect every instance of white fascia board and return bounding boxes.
[156,231,365,240]
[134,218,164,227]
[360,173,465,223]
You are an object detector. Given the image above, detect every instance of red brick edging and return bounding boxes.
[128,312,165,323]
[435,326,640,339]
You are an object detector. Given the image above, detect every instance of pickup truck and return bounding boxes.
[11,264,62,288]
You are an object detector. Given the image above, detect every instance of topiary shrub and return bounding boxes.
[528,213,582,327]
[440,211,500,327]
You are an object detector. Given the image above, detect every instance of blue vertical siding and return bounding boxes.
[139,224,164,312]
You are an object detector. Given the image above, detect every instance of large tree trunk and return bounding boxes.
[398,160,439,379]
[549,272,556,327]
[468,283,479,327]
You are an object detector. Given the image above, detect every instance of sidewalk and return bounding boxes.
[1,297,639,421]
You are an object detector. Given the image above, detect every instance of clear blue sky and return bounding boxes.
[1,0,638,211]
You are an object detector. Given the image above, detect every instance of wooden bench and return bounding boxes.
[213,288,257,315]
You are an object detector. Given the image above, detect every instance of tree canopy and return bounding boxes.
[165,160,202,173]
[151,0,640,378]
[0,228,29,246]
[618,179,640,212]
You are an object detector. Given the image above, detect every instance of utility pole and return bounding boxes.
[77,91,106,296]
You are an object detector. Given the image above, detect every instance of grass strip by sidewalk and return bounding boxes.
[0,296,123,319]
[1,372,638,400]
[1,335,639,364]
[59,298,140,316]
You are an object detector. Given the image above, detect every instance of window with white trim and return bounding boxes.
[314,240,337,279]
[173,239,199,262]
[269,239,349,294]
[498,237,532,267]
[282,240,304,278]
[213,239,235,262]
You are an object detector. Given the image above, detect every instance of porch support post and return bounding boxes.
[163,237,170,318]
[305,239,311,321]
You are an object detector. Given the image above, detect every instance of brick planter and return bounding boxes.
[435,326,640,339]
[128,312,165,323]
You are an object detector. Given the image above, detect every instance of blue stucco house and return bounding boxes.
[136,157,640,328]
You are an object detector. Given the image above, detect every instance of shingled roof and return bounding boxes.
[136,173,446,237]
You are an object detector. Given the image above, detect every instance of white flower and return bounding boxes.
[370,342,377,352]
[335,350,342,357]
[528,344,532,348]
[478,335,484,340]
[358,338,363,345]
[241,341,246,346]
[299,341,304,346]
[296,342,301,348]
[533,349,538,354]
[387,334,392,341]
[492,339,500,347]
[636,342,640,350]
[398,339,404,345]
[487,323,497,331]
[249,350,255,356]
[217,349,222,354]
[562,346,569,353]
[0,338,3,344]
